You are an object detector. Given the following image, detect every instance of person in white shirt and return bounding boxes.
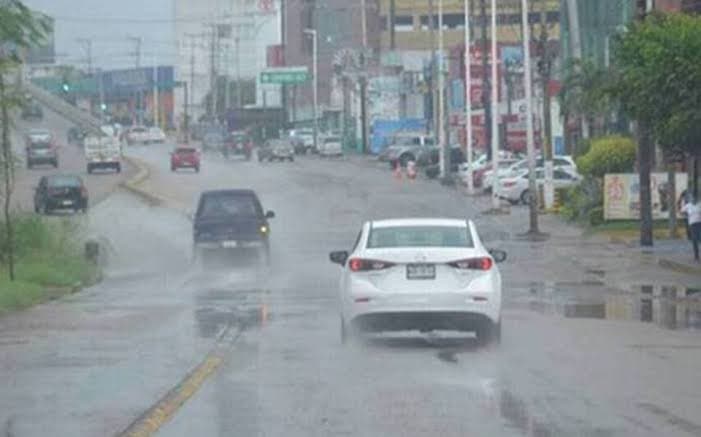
[681,196,701,261]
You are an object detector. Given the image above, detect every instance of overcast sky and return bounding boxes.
[23,0,175,71]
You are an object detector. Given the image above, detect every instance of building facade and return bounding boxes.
[173,0,282,119]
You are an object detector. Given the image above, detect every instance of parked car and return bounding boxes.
[257,139,295,162]
[171,146,201,172]
[34,174,88,214]
[25,129,58,169]
[472,159,520,189]
[318,136,343,157]
[423,147,467,179]
[495,168,581,204]
[21,101,43,121]
[125,126,150,145]
[223,131,253,160]
[379,132,436,166]
[483,155,577,191]
[192,189,275,267]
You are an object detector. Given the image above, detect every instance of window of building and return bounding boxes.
[394,15,414,32]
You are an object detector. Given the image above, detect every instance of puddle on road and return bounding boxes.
[194,288,271,338]
[511,282,701,331]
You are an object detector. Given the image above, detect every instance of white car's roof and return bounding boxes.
[371,218,469,228]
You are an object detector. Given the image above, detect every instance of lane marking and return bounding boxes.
[116,325,241,437]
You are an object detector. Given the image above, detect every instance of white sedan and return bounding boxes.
[329,218,506,345]
[495,168,581,204]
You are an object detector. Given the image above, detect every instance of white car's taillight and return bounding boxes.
[447,257,493,271]
[348,258,395,272]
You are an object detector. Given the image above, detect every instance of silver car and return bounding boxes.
[258,139,295,162]
[379,133,436,166]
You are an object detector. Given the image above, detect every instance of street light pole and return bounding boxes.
[490,0,500,209]
[521,0,539,234]
[438,0,446,178]
[304,28,319,152]
[464,0,474,194]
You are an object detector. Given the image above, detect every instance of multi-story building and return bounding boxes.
[378,0,561,51]
[173,0,282,119]
[283,0,381,123]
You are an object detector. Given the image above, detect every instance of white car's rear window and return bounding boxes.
[367,226,473,248]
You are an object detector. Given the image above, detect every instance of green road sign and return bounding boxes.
[260,68,309,84]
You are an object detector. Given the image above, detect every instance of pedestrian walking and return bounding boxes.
[681,195,701,261]
[678,189,692,240]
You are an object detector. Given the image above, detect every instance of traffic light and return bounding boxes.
[62,82,70,92]
[100,103,107,111]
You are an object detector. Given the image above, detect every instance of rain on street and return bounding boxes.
[2,131,700,436]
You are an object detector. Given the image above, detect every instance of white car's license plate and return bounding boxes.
[406,264,435,280]
[221,241,238,248]
[62,200,73,206]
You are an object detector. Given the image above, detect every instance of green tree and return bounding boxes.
[0,0,49,280]
[608,12,701,246]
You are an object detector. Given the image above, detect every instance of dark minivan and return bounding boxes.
[34,174,88,214]
[192,189,275,266]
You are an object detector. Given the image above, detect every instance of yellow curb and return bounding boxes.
[118,355,223,437]
[119,156,171,208]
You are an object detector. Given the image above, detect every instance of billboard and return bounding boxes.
[604,173,688,220]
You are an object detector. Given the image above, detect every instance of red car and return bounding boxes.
[224,131,253,160]
[170,146,201,172]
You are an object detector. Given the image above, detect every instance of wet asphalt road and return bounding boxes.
[1,143,701,436]
[11,107,135,212]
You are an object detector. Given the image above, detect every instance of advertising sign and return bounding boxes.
[604,173,688,220]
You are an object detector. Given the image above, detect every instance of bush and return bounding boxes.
[576,135,637,178]
[560,176,604,224]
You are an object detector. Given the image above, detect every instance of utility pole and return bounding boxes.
[128,36,142,68]
[153,55,159,128]
[565,0,588,140]
[538,3,555,209]
[389,0,396,50]
[428,0,438,144]
[235,35,241,108]
[76,38,93,74]
[521,0,539,235]
[438,0,447,179]
[360,0,368,153]
[209,28,217,116]
[490,0,499,210]
[464,0,474,194]
[304,29,319,152]
[128,36,142,125]
[479,0,492,160]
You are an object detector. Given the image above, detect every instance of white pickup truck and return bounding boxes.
[84,135,122,174]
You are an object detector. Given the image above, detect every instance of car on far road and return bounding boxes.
[257,139,295,162]
[202,131,226,153]
[146,126,167,144]
[34,174,88,214]
[318,136,343,157]
[329,218,506,345]
[223,131,253,160]
[67,126,87,146]
[125,126,150,145]
[84,135,122,174]
[25,129,58,169]
[495,168,581,205]
[21,101,43,121]
[294,128,315,154]
[171,146,201,172]
[379,132,436,167]
[192,189,275,267]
